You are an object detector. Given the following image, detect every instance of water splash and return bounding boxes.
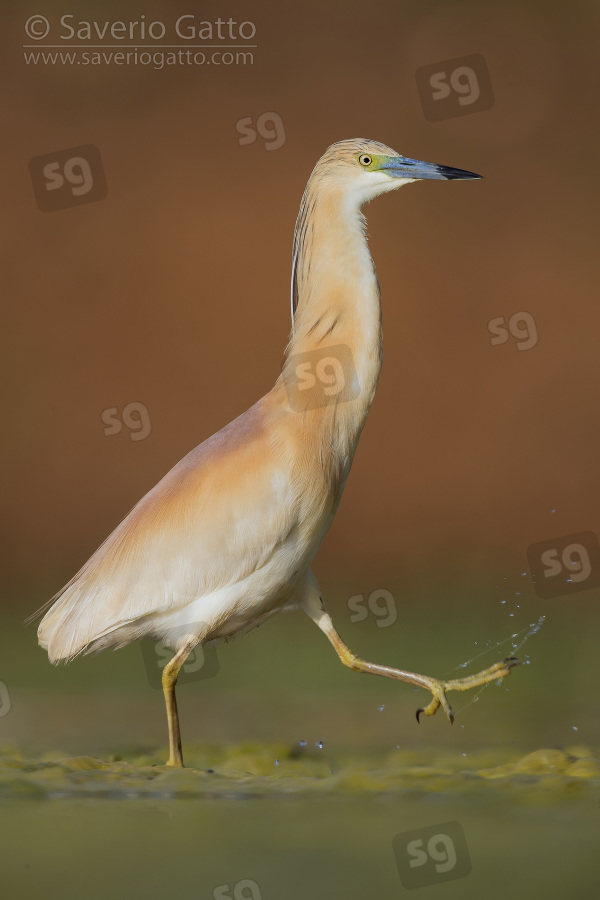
[445,615,547,718]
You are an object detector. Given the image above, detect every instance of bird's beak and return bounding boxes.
[382,156,482,180]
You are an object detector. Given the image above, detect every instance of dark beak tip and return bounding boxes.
[442,168,483,181]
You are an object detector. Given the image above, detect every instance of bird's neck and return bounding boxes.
[282,184,383,446]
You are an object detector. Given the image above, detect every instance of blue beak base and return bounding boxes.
[384,157,482,180]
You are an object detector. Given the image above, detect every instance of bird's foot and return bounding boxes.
[415,657,518,724]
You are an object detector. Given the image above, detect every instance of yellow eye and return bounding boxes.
[359,154,372,167]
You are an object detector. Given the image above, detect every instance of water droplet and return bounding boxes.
[378,705,385,712]
[515,592,521,596]
[462,752,467,757]
[316,741,323,749]
[572,726,579,732]
[521,572,527,576]
[299,740,307,748]
[501,600,507,604]
[509,613,515,617]
[551,508,557,513]
[275,759,279,766]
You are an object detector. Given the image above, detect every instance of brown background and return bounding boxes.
[2,0,599,610]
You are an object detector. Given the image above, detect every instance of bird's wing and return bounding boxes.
[38,393,301,662]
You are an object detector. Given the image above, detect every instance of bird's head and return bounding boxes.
[315,139,481,207]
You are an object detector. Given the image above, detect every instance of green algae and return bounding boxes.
[0,742,598,800]
[1,743,599,900]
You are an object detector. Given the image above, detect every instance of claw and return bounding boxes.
[414,687,451,724]
[416,706,453,724]
[414,657,518,725]
[489,656,519,680]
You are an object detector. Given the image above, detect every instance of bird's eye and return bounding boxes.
[359,154,372,167]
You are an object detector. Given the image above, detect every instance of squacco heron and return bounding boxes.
[34,140,517,767]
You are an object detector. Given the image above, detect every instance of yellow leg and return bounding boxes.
[304,594,517,724]
[162,636,198,767]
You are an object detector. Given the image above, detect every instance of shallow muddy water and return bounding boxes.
[1,743,599,899]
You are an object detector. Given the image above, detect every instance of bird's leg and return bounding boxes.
[303,594,517,724]
[162,636,198,767]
